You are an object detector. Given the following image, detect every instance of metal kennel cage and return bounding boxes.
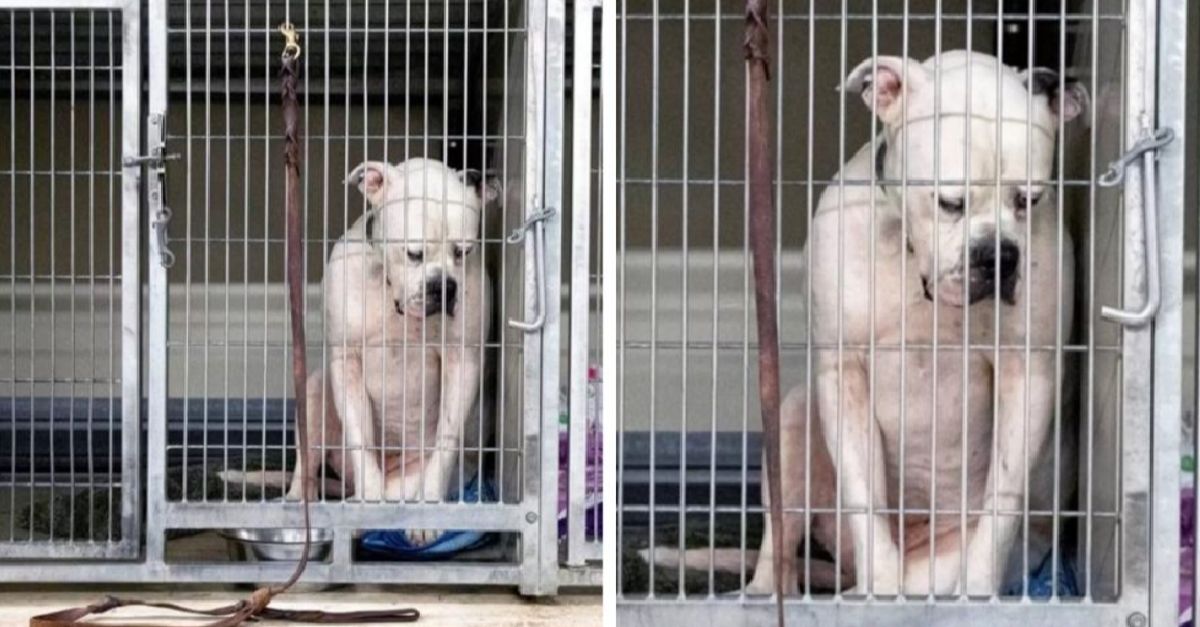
[612,0,1187,625]
[0,0,599,594]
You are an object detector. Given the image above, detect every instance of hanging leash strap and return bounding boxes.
[745,2,785,626]
[30,23,419,627]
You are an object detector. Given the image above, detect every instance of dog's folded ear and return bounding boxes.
[843,56,928,125]
[345,161,391,207]
[1020,67,1091,126]
[458,168,503,207]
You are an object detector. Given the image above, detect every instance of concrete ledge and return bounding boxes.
[0,586,600,626]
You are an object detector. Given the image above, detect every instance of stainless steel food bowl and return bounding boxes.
[221,527,334,562]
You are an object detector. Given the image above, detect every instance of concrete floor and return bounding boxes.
[0,586,601,626]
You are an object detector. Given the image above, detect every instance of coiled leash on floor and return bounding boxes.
[745,2,785,626]
[30,24,419,627]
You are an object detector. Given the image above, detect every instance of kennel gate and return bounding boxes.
[0,0,597,595]
[611,0,1187,625]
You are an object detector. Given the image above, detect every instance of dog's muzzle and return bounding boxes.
[422,273,459,317]
[967,239,1020,305]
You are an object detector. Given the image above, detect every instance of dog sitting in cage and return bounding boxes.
[279,157,496,547]
[736,51,1090,596]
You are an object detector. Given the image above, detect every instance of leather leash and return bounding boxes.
[744,2,785,626]
[30,23,419,627]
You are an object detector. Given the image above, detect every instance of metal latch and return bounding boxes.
[507,204,556,332]
[1099,120,1175,327]
[123,113,179,170]
[151,205,175,269]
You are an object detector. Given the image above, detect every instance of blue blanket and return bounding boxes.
[1002,551,1080,598]
[358,476,497,560]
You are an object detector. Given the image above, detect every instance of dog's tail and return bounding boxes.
[638,547,755,575]
[637,547,845,591]
[217,469,347,498]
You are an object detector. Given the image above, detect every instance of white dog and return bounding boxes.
[285,158,494,547]
[744,51,1089,596]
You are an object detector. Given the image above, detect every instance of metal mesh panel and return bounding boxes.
[150,0,537,583]
[614,0,1139,619]
[0,6,137,560]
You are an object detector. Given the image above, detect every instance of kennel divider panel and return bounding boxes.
[0,0,142,562]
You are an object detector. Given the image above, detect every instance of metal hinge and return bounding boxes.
[124,113,179,170]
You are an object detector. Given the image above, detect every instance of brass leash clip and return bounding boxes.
[278,22,301,61]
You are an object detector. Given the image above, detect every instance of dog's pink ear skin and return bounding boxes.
[1053,82,1090,125]
[483,178,502,206]
[458,169,503,207]
[345,161,390,207]
[1020,67,1091,126]
[843,56,926,126]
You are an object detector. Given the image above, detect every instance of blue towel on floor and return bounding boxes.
[1002,551,1080,598]
[358,475,497,560]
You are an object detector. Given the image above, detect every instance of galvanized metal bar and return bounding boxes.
[802,0,815,598]
[538,0,567,594]
[616,0,627,598]
[708,0,723,598]
[957,0,973,598]
[85,6,98,545]
[1118,0,1154,615]
[1083,0,1101,600]
[0,561,528,585]
[601,0,618,607]
[145,0,168,566]
[47,8,57,544]
[158,500,527,531]
[116,0,140,558]
[518,0,550,596]
[1150,0,1187,624]
[647,0,659,599]
[567,0,596,568]
[678,0,689,595]
[617,602,1133,627]
[5,7,15,546]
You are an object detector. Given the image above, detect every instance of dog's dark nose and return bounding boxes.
[423,274,459,317]
[968,239,1020,304]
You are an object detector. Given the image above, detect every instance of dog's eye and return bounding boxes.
[406,249,424,263]
[938,196,964,213]
[453,246,471,262]
[1015,191,1042,209]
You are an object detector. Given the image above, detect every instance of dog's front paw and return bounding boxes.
[404,528,443,547]
[418,472,448,505]
[347,472,387,502]
[848,572,902,597]
[962,566,999,596]
[745,571,799,597]
[902,556,963,596]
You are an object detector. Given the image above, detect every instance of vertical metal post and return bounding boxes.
[144,0,167,566]
[1152,0,1187,624]
[1119,0,1158,616]
[538,0,566,594]
[517,0,561,596]
[600,0,618,611]
[567,0,596,568]
[118,0,142,558]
